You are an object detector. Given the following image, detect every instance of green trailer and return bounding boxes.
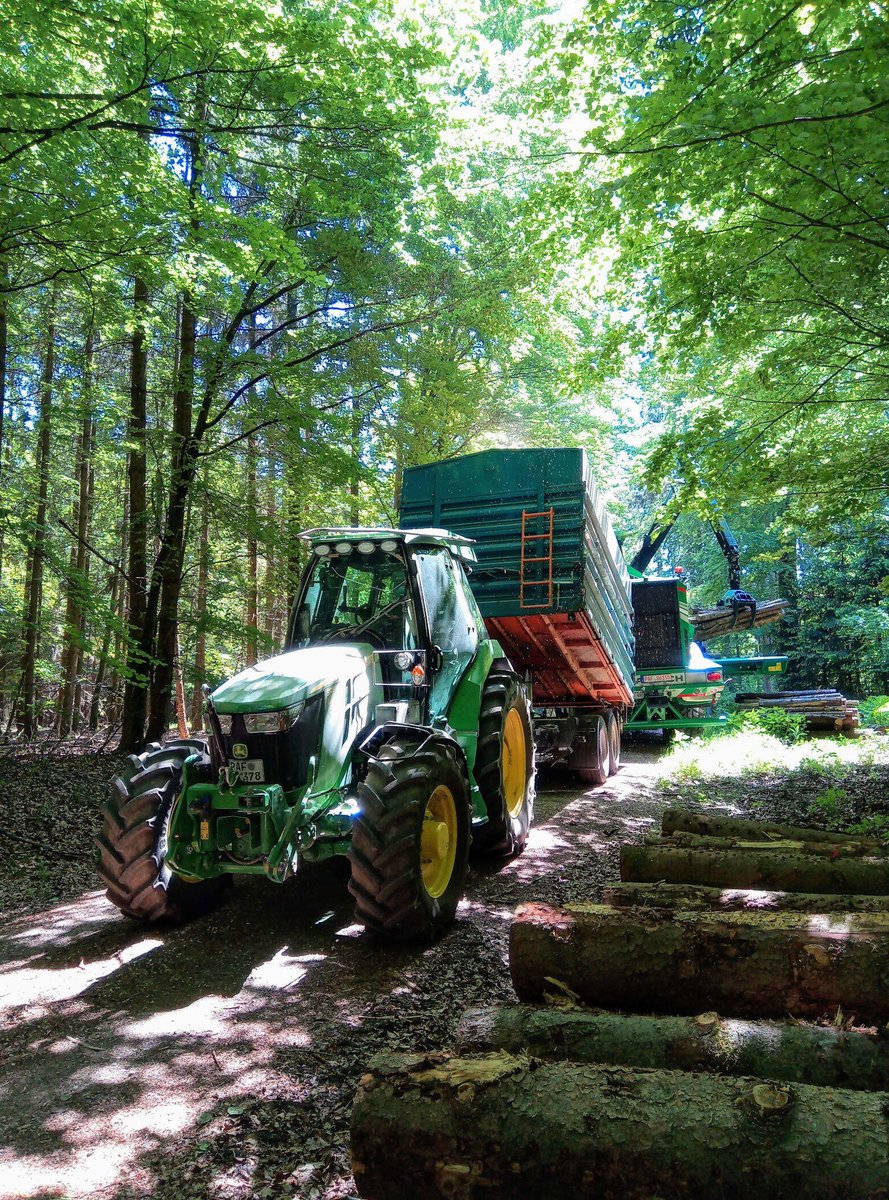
[401,448,635,783]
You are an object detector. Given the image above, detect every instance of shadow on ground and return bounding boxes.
[0,744,667,1200]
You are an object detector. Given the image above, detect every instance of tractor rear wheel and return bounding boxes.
[570,714,610,785]
[97,739,230,921]
[472,670,535,857]
[348,736,471,940]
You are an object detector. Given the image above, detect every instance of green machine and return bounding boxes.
[624,576,727,733]
[98,527,535,940]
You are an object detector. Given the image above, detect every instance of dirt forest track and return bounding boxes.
[0,746,667,1200]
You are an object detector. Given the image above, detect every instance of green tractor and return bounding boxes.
[98,527,535,939]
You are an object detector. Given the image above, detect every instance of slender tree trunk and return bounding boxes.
[120,275,150,750]
[0,251,8,587]
[145,84,208,743]
[56,332,94,736]
[263,457,276,644]
[89,568,120,731]
[350,392,361,524]
[190,464,210,730]
[146,291,196,741]
[245,427,259,665]
[17,305,55,738]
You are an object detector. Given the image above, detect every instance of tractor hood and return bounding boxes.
[211,645,376,713]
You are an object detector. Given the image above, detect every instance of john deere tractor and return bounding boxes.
[98,527,535,939]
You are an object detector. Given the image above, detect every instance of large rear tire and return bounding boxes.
[472,670,535,857]
[570,714,610,785]
[97,739,230,921]
[348,736,471,940]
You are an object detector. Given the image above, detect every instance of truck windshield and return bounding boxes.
[293,549,419,651]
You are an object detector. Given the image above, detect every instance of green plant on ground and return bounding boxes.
[726,708,807,745]
[807,786,850,827]
[859,696,889,728]
[849,814,889,840]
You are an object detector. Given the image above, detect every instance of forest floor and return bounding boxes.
[1,731,889,1200]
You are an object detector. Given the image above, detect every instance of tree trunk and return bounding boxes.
[190,465,210,731]
[145,290,196,742]
[120,275,150,751]
[245,426,259,665]
[88,569,120,731]
[648,830,889,860]
[510,902,889,1020]
[352,1052,889,1200]
[263,463,277,644]
[455,1005,889,1091]
[56,333,94,736]
[620,843,889,893]
[602,882,889,914]
[0,251,8,586]
[662,808,880,845]
[17,306,55,738]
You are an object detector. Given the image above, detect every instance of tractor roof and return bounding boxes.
[298,526,477,561]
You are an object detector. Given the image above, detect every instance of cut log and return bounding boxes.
[661,808,875,846]
[510,902,889,1020]
[646,830,889,860]
[455,1005,889,1091]
[620,842,889,893]
[691,598,787,639]
[602,881,889,914]
[351,1051,889,1200]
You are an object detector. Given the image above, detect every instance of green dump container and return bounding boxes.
[400,448,635,704]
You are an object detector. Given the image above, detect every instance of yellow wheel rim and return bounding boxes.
[421,784,458,898]
[502,708,527,817]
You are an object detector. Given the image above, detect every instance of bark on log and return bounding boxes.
[455,1005,889,1091]
[662,808,875,846]
[510,902,889,1020]
[620,842,889,894]
[351,1051,889,1200]
[602,882,889,914]
[647,831,889,860]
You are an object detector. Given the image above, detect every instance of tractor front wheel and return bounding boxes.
[97,739,230,922]
[472,671,535,857]
[348,737,471,940]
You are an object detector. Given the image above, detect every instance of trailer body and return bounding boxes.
[400,448,634,776]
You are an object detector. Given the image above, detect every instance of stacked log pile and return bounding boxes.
[352,804,889,1199]
[734,688,859,732]
[691,597,786,638]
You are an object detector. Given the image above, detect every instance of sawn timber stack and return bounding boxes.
[734,688,860,731]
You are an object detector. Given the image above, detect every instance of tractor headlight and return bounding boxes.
[393,651,413,671]
[244,702,304,735]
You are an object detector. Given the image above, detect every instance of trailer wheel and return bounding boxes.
[472,671,535,857]
[97,739,230,921]
[606,712,621,774]
[349,736,471,940]
[570,714,610,785]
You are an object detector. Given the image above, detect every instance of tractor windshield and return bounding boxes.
[292,549,419,651]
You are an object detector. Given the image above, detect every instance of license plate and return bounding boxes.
[642,672,683,684]
[229,758,265,783]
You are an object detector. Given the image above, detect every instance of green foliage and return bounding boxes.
[725,708,807,745]
[860,696,889,727]
[540,1,889,532]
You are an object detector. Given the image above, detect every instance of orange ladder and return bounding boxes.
[520,508,554,609]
